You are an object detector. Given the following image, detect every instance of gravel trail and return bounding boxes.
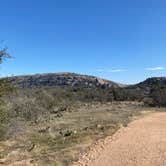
[73,112,166,166]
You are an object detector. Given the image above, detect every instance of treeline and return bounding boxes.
[111,85,166,107]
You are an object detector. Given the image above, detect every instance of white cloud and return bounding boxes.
[108,69,127,73]
[97,69,127,73]
[145,66,165,71]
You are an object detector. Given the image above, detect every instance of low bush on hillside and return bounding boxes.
[149,85,166,107]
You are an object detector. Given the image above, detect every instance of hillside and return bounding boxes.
[8,73,166,91]
[136,77,166,86]
[9,72,124,89]
[6,73,166,106]
[115,77,166,106]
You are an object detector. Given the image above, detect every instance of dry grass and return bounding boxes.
[0,101,161,166]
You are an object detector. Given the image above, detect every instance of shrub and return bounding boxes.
[143,97,154,106]
[0,108,10,140]
[0,124,7,140]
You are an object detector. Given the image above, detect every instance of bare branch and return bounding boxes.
[0,48,11,64]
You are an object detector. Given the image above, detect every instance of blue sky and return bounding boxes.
[0,0,165,84]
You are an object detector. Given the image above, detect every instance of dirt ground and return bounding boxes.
[73,112,166,166]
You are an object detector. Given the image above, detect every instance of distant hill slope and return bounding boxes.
[9,72,125,89]
[135,77,166,88]
[114,77,166,106]
[126,77,166,94]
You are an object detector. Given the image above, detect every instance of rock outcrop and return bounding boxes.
[9,72,123,89]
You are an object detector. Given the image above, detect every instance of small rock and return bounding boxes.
[73,130,77,134]
[56,113,63,118]
[38,126,50,133]
[97,124,102,129]
[27,144,36,152]
[59,129,73,137]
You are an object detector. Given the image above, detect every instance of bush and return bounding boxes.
[143,97,154,106]
[0,108,9,123]
[150,85,166,107]
[0,109,10,140]
[0,125,7,140]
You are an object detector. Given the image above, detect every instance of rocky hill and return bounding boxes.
[5,73,166,106]
[9,72,124,89]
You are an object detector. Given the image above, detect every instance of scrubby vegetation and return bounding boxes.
[0,96,158,166]
[0,82,165,165]
[110,80,166,107]
[0,48,166,165]
[149,85,166,107]
[0,48,15,140]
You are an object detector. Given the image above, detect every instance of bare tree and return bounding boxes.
[0,47,11,63]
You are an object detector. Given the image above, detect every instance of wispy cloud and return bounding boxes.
[108,69,127,73]
[97,69,127,73]
[96,69,105,72]
[145,66,165,71]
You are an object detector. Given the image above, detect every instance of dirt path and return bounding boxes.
[73,112,166,166]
